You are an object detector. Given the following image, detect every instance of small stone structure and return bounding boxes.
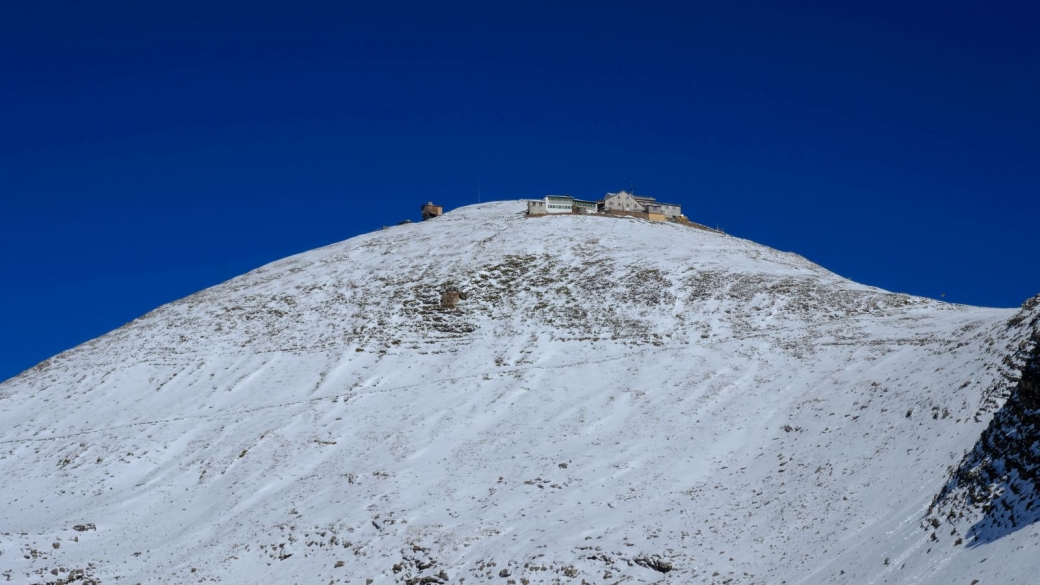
[421,202,443,221]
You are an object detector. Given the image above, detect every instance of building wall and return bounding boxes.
[527,200,547,216]
[545,195,575,214]
[602,192,643,212]
[572,200,597,214]
[659,204,682,218]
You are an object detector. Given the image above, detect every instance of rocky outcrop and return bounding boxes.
[439,288,467,309]
[927,294,1040,545]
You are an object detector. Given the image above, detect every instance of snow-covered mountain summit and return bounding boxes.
[2,200,1037,584]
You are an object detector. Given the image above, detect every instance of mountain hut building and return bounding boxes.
[527,195,598,216]
[600,191,682,218]
[527,190,682,220]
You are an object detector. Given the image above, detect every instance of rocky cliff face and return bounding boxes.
[928,295,1040,545]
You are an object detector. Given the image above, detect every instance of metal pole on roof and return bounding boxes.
[477,180,481,203]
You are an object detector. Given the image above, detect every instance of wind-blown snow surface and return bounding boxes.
[2,201,1037,584]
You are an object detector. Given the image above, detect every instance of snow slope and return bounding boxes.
[1,200,1037,584]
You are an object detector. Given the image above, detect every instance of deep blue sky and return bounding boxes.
[2,1,1039,381]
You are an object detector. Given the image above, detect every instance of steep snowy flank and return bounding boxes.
[927,295,1040,546]
[0,201,1037,584]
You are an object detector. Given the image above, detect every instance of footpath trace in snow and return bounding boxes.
[1,201,1038,584]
